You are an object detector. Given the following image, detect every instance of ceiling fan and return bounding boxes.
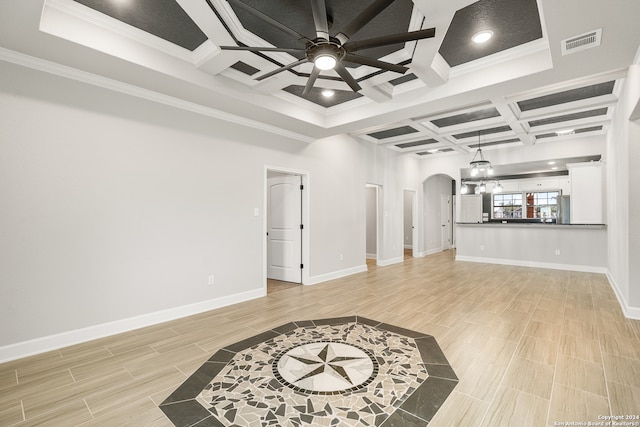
[220,0,435,94]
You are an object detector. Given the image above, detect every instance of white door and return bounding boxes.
[267,175,302,283]
[441,195,451,250]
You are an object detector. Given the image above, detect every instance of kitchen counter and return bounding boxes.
[457,222,606,229]
[455,221,607,272]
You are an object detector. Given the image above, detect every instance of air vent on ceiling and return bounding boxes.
[561,29,602,56]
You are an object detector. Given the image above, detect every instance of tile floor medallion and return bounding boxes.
[160,316,458,426]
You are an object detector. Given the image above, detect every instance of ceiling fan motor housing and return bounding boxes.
[306,39,345,64]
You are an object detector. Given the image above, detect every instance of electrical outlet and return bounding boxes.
[340,254,344,261]
[480,245,485,251]
[555,249,560,255]
[208,275,215,286]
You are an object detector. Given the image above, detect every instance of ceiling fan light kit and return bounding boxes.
[220,0,436,94]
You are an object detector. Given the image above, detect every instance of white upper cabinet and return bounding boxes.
[567,162,604,224]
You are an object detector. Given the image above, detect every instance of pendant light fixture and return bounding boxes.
[461,131,502,195]
[469,132,494,177]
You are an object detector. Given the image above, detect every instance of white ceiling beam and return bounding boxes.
[409,0,476,87]
[490,96,536,145]
[175,0,238,75]
[359,82,393,103]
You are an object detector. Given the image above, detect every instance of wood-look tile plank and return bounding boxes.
[0,402,24,426]
[501,357,554,399]
[562,319,599,341]
[69,346,157,382]
[524,320,562,342]
[554,355,607,397]
[0,369,17,391]
[516,335,558,365]
[20,369,134,420]
[547,384,609,427]
[84,367,185,418]
[79,397,173,426]
[15,400,93,427]
[602,353,640,388]
[479,386,549,427]
[607,381,640,416]
[558,334,602,363]
[428,391,489,427]
[600,333,640,359]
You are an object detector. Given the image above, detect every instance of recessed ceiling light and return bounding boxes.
[556,129,575,135]
[472,30,494,44]
[551,166,559,170]
[321,89,335,98]
[548,161,556,165]
[428,149,439,153]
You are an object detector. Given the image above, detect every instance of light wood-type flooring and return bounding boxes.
[2,250,640,426]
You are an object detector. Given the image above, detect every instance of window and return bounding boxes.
[493,193,522,218]
[493,191,559,219]
[526,191,559,219]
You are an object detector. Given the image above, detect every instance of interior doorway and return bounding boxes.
[403,190,416,259]
[440,194,452,250]
[265,168,309,293]
[422,174,455,255]
[365,184,380,266]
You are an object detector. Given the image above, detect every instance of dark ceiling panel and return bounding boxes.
[416,148,455,156]
[282,85,362,107]
[439,0,542,67]
[231,61,260,76]
[535,125,604,140]
[453,125,512,139]
[389,73,419,86]
[430,107,501,128]
[73,0,207,51]
[469,138,520,147]
[518,81,615,111]
[368,126,419,140]
[228,0,415,66]
[528,108,608,127]
[396,139,438,149]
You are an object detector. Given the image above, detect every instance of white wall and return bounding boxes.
[607,64,640,317]
[0,60,420,357]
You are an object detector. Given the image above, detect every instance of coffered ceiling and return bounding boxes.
[1,0,639,156]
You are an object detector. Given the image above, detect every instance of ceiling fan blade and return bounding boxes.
[255,58,309,81]
[335,0,395,44]
[227,0,311,44]
[310,0,330,40]
[220,46,306,54]
[302,67,321,95]
[334,62,362,92]
[342,54,408,74]
[343,28,436,53]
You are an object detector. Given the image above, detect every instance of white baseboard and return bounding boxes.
[377,256,404,267]
[606,271,640,320]
[308,265,368,285]
[0,288,265,364]
[455,255,608,274]
[426,247,444,256]
[366,253,377,260]
[404,245,413,249]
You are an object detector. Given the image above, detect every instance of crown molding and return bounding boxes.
[0,47,315,144]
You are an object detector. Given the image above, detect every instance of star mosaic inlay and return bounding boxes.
[160,316,458,426]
